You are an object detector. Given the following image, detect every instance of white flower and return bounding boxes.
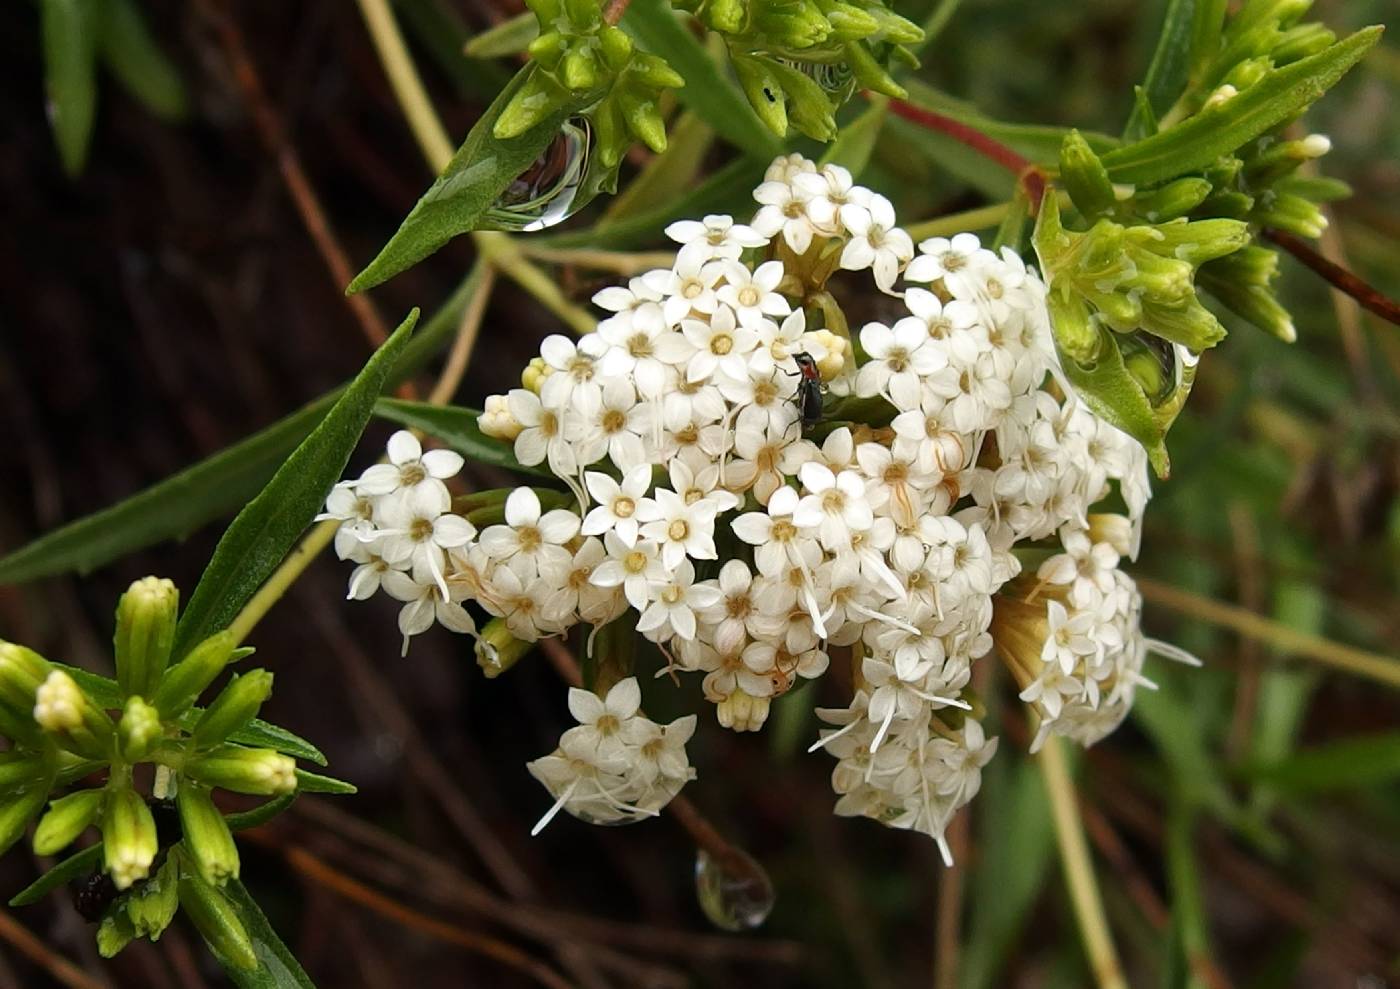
[680,305,759,383]
[716,260,791,329]
[906,232,986,292]
[665,214,768,264]
[643,251,727,325]
[596,304,686,398]
[838,195,912,291]
[751,180,818,254]
[382,563,477,655]
[636,560,722,642]
[637,488,721,570]
[355,430,464,502]
[372,485,476,597]
[478,488,579,579]
[566,678,642,763]
[590,533,667,611]
[572,377,648,469]
[793,462,873,551]
[507,388,576,475]
[538,333,607,411]
[1041,600,1100,675]
[581,465,652,546]
[793,164,870,232]
[855,320,949,409]
[764,153,817,184]
[479,561,568,641]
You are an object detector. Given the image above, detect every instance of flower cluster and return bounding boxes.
[326,154,1193,855]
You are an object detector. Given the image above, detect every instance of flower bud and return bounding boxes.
[127,856,179,940]
[1087,514,1135,558]
[33,788,104,856]
[113,577,179,699]
[598,26,633,70]
[34,670,115,760]
[527,30,566,69]
[151,630,236,721]
[702,0,744,33]
[0,642,52,711]
[1197,247,1295,342]
[620,89,667,154]
[805,329,847,382]
[1135,178,1212,222]
[522,356,549,392]
[1059,130,1116,219]
[191,670,273,749]
[118,696,164,762]
[768,60,836,142]
[717,690,770,732]
[97,911,136,958]
[102,788,158,890]
[177,785,240,886]
[825,3,880,40]
[178,871,257,971]
[476,618,531,678]
[494,67,573,141]
[733,54,789,137]
[184,746,297,796]
[843,42,906,99]
[0,786,50,856]
[478,395,523,441]
[562,46,601,91]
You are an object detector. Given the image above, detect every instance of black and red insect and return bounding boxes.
[790,352,825,429]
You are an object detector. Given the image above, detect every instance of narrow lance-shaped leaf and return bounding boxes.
[172,311,419,658]
[0,273,479,584]
[220,879,318,989]
[41,0,101,176]
[99,0,188,121]
[1100,27,1383,185]
[1122,0,1196,140]
[374,399,558,480]
[619,0,782,159]
[347,67,602,293]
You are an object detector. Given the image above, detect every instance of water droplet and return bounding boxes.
[484,119,591,232]
[694,847,775,931]
[777,58,856,107]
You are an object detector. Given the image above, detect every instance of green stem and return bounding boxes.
[905,202,1013,242]
[1038,737,1127,989]
[226,520,339,647]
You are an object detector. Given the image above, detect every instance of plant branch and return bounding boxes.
[356,0,456,172]
[604,0,633,25]
[1264,229,1400,327]
[429,262,497,404]
[227,518,339,646]
[1038,737,1127,989]
[886,98,1047,208]
[905,201,1014,243]
[1135,576,1400,689]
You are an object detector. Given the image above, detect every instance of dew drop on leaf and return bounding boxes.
[694,847,775,931]
[484,119,591,232]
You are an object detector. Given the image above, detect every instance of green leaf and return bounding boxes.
[41,0,101,176]
[1100,27,1383,185]
[1055,328,1169,477]
[99,0,188,121]
[224,794,298,832]
[53,662,329,765]
[819,97,887,176]
[463,11,538,58]
[293,769,357,795]
[1239,733,1400,793]
[221,878,317,989]
[1123,0,1196,140]
[9,843,102,907]
[0,273,478,585]
[619,0,782,159]
[172,311,419,658]
[348,68,602,293]
[373,399,557,480]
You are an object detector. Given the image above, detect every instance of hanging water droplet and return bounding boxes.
[484,118,592,232]
[776,57,857,107]
[694,847,775,931]
[1120,332,1180,405]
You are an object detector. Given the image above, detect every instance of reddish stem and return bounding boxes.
[1264,229,1400,328]
[886,97,1046,209]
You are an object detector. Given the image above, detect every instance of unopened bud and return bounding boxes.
[1087,514,1135,557]
[177,785,240,886]
[178,871,257,971]
[127,856,179,940]
[1202,83,1238,110]
[151,630,235,721]
[478,394,523,441]
[0,642,52,712]
[717,690,770,732]
[0,786,50,856]
[97,911,136,958]
[118,696,163,762]
[522,357,550,392]
[185,746,297,796]
[476,618,530,678]
[114,577,179,699]
[806,329,847,382]
[102,788,158,890]
[34,670,114,760]
[1059,130,1116,219]
[733,54,789,137]
[192,670,273,749]
[33,788,104,856]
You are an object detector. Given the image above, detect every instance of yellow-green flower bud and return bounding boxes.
[820,1,879,40]
[34,670,114,760]
[767,60,836,141]
[178,871,257,971]
[704,0,745,33]
[118,696,163,762]
[0,643,52,743]
[522,356,549,392]
[0,786,50,856]
[113,576,179,699]
[103,788,158,890]
[191,671,273,749]
[151,630,236,721]
[177,785,240,886]
[185,746,297,796]
[97,911,136,958]
[494,68,573,141]
[562,46,601,92]
[733,54,788,137]
[476,618,532,678]
[598,26,633,70]
[842,42,906,100]
[1135,178,1212,221]
[1059,130,1116,219]
[527,30,567,69]
[620,90,667,153]
[33,788,104,856]
[127,856,180,940]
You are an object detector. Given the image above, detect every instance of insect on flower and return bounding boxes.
[789,351,825,429]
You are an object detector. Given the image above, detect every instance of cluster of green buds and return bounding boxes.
[1030,0,1378,473]
[0,577,339,968]
[495,0,684,169]
[701,0,923,140]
